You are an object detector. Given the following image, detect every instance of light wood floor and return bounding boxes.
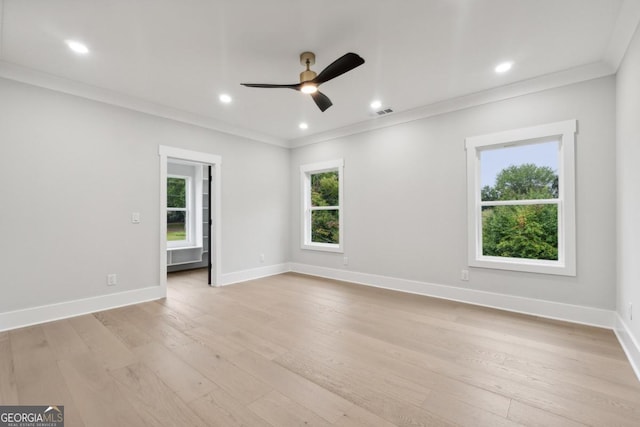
[1,270,640,426]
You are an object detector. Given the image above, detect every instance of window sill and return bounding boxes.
[302,243,343,253]
[470,256,575,276]
[167,245,202,252]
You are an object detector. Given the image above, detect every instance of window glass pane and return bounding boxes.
[480,141,559,201]
[167,177,186,208]
[482,204,558,260]
[311,171,339,207]
[167,211,187,241]
[311,209,339,244]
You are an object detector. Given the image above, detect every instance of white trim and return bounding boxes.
[604,0,640,71]
[614,314,640,382]
[289,263,614,329]
[159,146,222,287]
[0,59,620,151]
[465,120,577,276]
[300,159,345,253]
[0,61,288,148]
[289,62,613,148]
[0,286,165,333]
[220,263,291,286]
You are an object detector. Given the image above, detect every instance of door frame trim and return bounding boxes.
[159,146,222,288]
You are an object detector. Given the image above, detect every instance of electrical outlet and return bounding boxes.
[259,253,265,263]
[131,212,141,224]
[107,274,117,286]
[343,256,348,266]
[630,303,633,321]
[461,269,469,281]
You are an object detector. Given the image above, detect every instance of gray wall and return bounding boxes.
[617,25,640,341]
[290,76,617,310]
[0,71,619,317]
[0,77,290,313]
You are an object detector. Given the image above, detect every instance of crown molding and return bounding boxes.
[0,60,289,148]
[0,57,622,151]
[604,0,640,71]
[288,61,615,148]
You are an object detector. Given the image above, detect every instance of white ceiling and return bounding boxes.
[0,0,638,147]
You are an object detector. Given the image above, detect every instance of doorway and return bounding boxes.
[159,146,221,289]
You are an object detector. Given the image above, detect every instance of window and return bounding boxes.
[301,159,344,252]
[465,120,576,275]
[167,175,191,246]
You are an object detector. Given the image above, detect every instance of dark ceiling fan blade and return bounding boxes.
[311,91,333,112]
[241,83,301,90]
[313,53,365,85]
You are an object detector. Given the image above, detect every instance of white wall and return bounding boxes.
[616,24,640,363]
[291,76,617,311]
[0,77,290,314]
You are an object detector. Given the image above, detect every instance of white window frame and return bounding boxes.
[465,120,576,276]
[167,174,193,248]
[300,159,344,253]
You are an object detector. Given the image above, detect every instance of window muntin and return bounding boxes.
[466,120,576,276]
[167,176,191,245]
[480,140,559,261]
[301,160,344,252]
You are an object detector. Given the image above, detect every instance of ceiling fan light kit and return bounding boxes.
[241,51,365,112]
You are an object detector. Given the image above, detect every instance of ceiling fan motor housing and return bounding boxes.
[300,69,317,82]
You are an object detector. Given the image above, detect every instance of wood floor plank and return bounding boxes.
[112,305,194,349]
[41,319,90,360]
[109,362,208,426]
[333,404,398,427]
[231,349,354,423]
[131,342,216,404]
[68,314,137,370]
[57,355,149,427]
[10,326,85,426]
[182,325,246,358]
[170,341,273,405]
[226,329,288,360]
[506,399,587,427]
[248,390,333,427]
[421,391,521,427]
[188,382,272,427]
[93,309,154,349]
[0,334,19,404]
[276,339,437,408]
[275,348,454,427]
[326,328,512,417]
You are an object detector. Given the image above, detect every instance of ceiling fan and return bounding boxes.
[241,52,365,112]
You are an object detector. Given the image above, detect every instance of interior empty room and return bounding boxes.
[1,1,640,426]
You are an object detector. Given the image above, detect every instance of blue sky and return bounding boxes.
[480,141,558,187]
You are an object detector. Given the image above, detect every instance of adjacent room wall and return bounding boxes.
[290,76,617,314]
[616,23,640,369]
[0,77,290,315]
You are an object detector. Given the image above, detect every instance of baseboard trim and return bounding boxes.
[614,314,640,381]
[220,263,291,286]
[289,263,615,329]
[0,286,166,332]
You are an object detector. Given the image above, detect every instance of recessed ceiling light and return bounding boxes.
[299,122,309,130]
[495,61,513,73]
[370,100,382,110]
[66,40,89,55]
[219,94,232,103]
